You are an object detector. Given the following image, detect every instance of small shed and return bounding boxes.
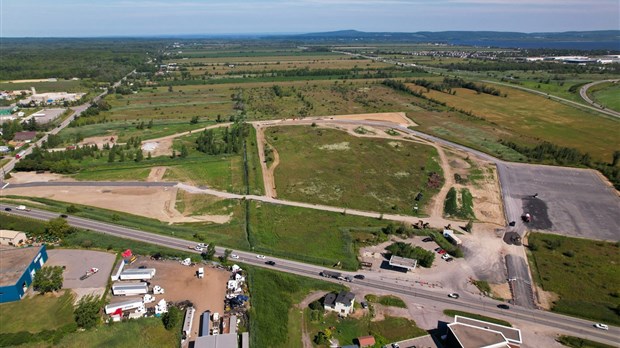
[357,335,376,347]
[0,230,27,246]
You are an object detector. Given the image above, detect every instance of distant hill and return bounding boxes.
[275,30,620,50]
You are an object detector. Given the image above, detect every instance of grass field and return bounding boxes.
[248,202,385,270]
[0,291,74,334]
[527,233,620,324]
[557,335,617,348]
[30,318,180,348]
[267,126,442,215]
[590,82,620,112]
[418,84,619,162]
[247,266,344,348]
[443,310,512,327]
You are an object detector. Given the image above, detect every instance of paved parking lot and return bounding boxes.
[499,163,620,240]
[45,249,116,300]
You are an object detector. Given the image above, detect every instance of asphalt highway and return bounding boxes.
[0,203,617,346]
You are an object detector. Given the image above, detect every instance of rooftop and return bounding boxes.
[324,293,337,307]
[448,323,509,348]
[389,255,418,270]
[335,291,355,306]
[0,230,27,240]
[194,333,238,348]
[0,246,41,286]
[455,316,522,344]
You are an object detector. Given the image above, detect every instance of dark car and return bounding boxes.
[497,304,510,310]
[138,266,147,269]
[265,260,276,266]
[60,214,68,218]
[422,237,433,242]
[4,207,11,211]
[354,274,365,280]
[508,221,516,226]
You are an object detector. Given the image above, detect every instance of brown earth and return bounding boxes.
[0,185,231,224]
[147,166,167,182]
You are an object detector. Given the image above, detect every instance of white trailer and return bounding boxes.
[105,298,144,314]
[119,268,156,281]
[198,267,204,278]
[443,229,462,246]
[112,282,149,296]
[182,307,196,340]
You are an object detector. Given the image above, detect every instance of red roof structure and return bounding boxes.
[357,335,376,347]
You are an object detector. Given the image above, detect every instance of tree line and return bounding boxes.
[196,121,248,155]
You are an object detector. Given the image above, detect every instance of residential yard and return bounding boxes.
[248,201,385,270]
[267,126,442,215]
[246,266,344,348]
[527,232,620,325]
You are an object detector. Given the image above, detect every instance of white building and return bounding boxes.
[0,230,28,246]
[323,291,355,317]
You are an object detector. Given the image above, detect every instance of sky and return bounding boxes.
[1,0,619,37]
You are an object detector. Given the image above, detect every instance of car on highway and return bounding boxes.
[354,274,365,280]
[265,260,276,266]
[448,293,459,299]
[196,243,208,249]
[256,255,266,259]
[60,214,68,218]
[194,245,205,252]
[4,207,11,211]
[594,323,609,330]
[497,304,510,310]
[230,254,240,259]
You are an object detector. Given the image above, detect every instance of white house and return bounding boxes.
[0,230,28,246]
[324,291,355,317]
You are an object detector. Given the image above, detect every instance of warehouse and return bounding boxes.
[0,245,48,303]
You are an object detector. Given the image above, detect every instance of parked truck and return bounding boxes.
[112,282,149,296]
[105,299,144,315]
[15,150,27,159]
[79,268,99,280]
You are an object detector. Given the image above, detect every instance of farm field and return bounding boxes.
[248,202,385,270]
[527,232,620,325]
[247,266,344,348]
[267,126,442,214]
[409,83,619,162]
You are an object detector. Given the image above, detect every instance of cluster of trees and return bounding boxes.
[386,242,435,267]
[408,77,504,96]
[32,266,64,294]
[196,121,248,155]
[1,119,25,141]
[381,79,448,107]
[162,306,182,330]
[74,295,101,329]
[500,140,619,189]
[437,60,618,74]
[14,145,99,174]
[69,100,111,127]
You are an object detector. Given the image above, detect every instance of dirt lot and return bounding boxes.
[130,257,230,338]
[7,171,75,184]
[44,249,116,303]
[1,185,231,224]
[326,112,417,127]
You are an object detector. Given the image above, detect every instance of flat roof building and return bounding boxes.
[0,245,48,303]
[446,315,522,348]
[389,255,418,271]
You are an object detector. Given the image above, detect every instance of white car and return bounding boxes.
[230,254,240,259]
[197,243,208,248]
[594,323,609,330]
[194,246,205,252]
[442,253,451,260]
[448,293,460,299]
[256,255,266,259]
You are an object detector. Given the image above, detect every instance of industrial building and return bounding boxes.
[389,255,418,271]
[0,245,48,303]
[193,312,249,348]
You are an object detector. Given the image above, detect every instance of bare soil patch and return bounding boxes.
[327,112,417,126]
[7,171,75,184]
[132,257,230,339]
[79,136,118,149]
[1,185,231,224]
[147,166,167,182]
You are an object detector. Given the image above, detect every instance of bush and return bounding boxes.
[162,306,182,330]
[74,295,100,329]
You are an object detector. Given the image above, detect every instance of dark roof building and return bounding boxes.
[12,131,37,142]
[0,245,48,303]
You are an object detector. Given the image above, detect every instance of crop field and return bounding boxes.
[408,83,619,162]
[0,79,87,93]
[248,202,385,270]
[590,82,620,112]
[527,232,620,325]
[267,126,442,214]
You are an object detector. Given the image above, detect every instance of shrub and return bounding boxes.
[33,266,64,294]
[162,306,182,330]
[74,295,101,329]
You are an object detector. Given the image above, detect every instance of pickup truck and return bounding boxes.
[16,205,31,212]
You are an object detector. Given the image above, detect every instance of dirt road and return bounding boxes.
[253,124,279,198]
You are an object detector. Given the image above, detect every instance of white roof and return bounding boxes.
[0,230,27,239]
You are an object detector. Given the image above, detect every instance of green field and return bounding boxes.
[557,335,617,348]
[527,233,620,324]
[419,84,619,162]
[0,291,74,334]
[0,79,87,93]
[248,202,385,270]
[268,126,442,215]
[364,294,408,308]
[590,82,620,112]
[26,318,180,348]
[247,266,344,348]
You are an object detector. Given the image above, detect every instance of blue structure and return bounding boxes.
[0,245,48,303]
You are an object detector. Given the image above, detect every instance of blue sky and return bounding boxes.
[1,0,619,37]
